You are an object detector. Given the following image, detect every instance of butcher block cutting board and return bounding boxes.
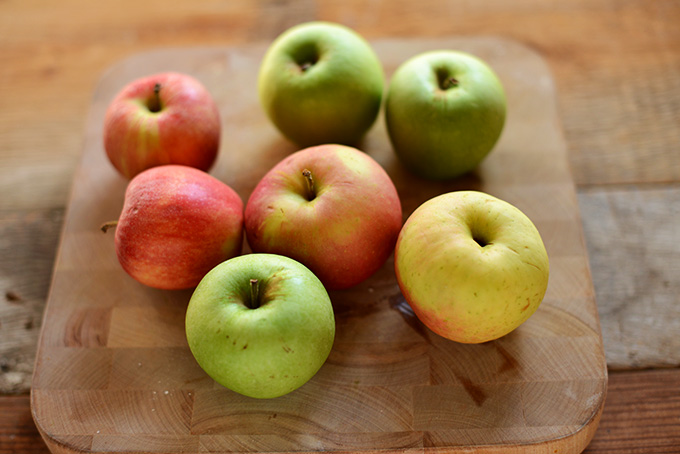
[31,37,607,454]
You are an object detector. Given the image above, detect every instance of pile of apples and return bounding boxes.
[101,22,549,399]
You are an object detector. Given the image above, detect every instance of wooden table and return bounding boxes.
[1,1,679,453]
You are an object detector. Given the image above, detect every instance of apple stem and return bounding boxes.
[148,83,162,113]
[302,169,315,200]
[100,220,119,233]
[249,278,260,309]
[444,77,459,89]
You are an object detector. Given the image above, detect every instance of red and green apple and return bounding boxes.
[394,191,549,343]
[103,72,221,179]
[103,165,244,290]
[245,144,402,290]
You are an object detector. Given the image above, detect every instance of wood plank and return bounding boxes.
[0,394,50,454]
[0,209,64,394]
[583,368,680,453]
[3,368,679,453]
[29,38,606,453]
[7,189,677,393]
[2,1,679,214]
[2,1,680,394]
[319,0,680,186]
[0,3,676,453]
[578,185,680,370]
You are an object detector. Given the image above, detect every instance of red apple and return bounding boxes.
[245,144,403,290]
[103,72,221,179]
[104,165,244,290]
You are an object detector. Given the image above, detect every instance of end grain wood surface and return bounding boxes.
[1,1,679,453]
[30,37,607,454]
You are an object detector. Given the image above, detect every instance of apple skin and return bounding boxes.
[185,253,335,399]
[258,21,384,147]
[385,50,507,180]
[103,72,221,179]
[394,191,549,343]
[245,144,403,290]
[112,165,244,290]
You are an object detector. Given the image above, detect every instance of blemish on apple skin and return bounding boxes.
[522,260,542,271]
[242,344,248,350]
[282,345,293,353]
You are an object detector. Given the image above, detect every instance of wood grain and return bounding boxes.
[579,186,680,370]
[29,38,606,453]
[0,209,64,393]
[2,0,678,207]
[2,0,680,395]
[1,1,678,451]
[6,368,680,454]
[583,368,680,454]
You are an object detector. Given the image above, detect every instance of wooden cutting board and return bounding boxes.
[30,37,607,454]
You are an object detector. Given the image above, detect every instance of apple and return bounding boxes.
[185,253,335,399]
[245,144,402,290]
[258,21,384,147]
[385,50,507,180]
[103,72,221,179]
[102,165,244,290]
[394,191,549,343]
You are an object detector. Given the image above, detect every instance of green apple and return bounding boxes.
[258,21,384,147]
[185,254,335,399]
[385,50,507,180]
[394,191,549,343]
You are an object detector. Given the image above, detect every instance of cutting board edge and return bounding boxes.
[30,36,608,454]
